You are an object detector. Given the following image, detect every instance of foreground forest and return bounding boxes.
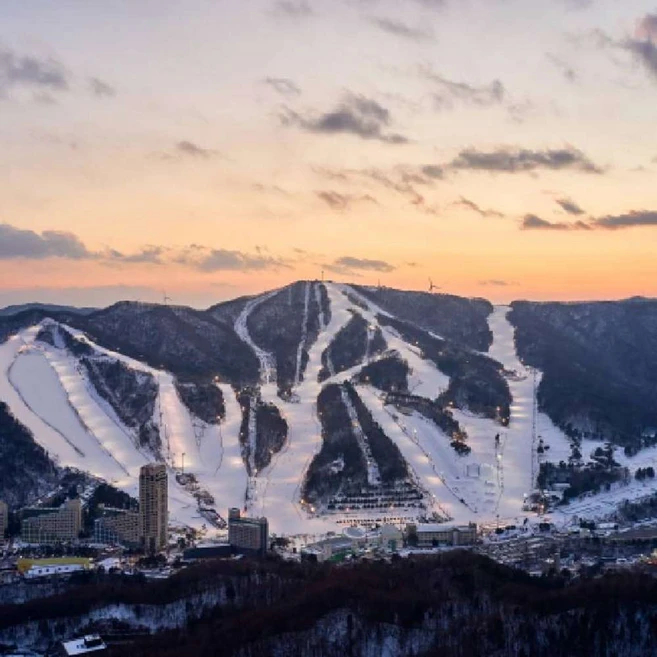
[3,552,657,656]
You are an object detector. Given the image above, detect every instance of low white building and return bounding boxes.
[24,564,86,580]
[59,634,107,655]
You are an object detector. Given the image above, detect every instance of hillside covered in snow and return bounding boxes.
[1,284,657,533]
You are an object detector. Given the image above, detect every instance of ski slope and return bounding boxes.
[2,290,649,537]
[249,283,356,534]
[0,322,252,530]
[234,290,279,385]
[337,284,450,398]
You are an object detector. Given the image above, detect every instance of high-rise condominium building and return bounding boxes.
[139,463,168,554]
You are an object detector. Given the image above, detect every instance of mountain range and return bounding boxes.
[1,282,656,532]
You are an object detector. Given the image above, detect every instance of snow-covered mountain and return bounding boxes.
[2,282,657,533]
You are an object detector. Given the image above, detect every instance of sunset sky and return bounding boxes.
[2,0,657,308]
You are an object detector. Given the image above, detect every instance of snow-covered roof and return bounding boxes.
[343,526,366,540]
[61,635,107,655]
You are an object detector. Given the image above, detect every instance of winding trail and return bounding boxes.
[234,291,279,385]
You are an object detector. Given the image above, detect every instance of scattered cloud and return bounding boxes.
[592,210,657,229]
[556,198,585,215]
[175,245,289,272]
[623,16,657,80]
[348,0,446,9]
[0,224,90,260]
[563,0,593,9]
[636,13,657,42]
[311,166,351,182]
[357,168,427,205]
[624,41,657,79]
[454,197,504,218]
[271,0,314,18]
[315,190,378,211]
[449,146,603,174]
[479,279,518,287]
[104,246,166,265]
[280,92,409,144]
[252,183,291,196]
[420,65,505,110]
[521,214,590,231]
[264,77,301,96]
[522,209,657,231]
[325,255,395,275]
[0,223,289,271]
[174,140,219,158]
[420,165,444,179]
[0,47,69,96]
[586,15,657,81]
[89,77,116,97]
[369,17,433,42]
[546,54,578,82]
[313,165,438,209]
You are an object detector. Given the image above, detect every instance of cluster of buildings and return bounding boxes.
[300,522,478,562]
[93,463,169,553]
[3,463,271,561]
[183,507,269,561]
[1,463,169,554]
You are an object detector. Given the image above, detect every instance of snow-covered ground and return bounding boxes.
[0,331,136,486]
[352,304,573,527]
[0,323,251,530]
[337,284,450,398]
[3,293,655,538]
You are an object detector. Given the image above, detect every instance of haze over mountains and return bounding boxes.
[1,282,656,533]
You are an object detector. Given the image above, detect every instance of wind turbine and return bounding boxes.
[163,291,172,305]
[428,278,439,293]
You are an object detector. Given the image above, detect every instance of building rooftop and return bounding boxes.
[414,523,476,533]
[61,634,107,655]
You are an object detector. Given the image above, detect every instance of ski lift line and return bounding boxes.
[530,368,538,488]
[340,386,381,487]
[493,431,508,515]
[214,423,225,477]
[293,282,312,387]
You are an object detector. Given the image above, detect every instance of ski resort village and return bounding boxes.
[2,282,657,588]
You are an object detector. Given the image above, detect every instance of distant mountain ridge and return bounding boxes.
[0,302,97,318]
